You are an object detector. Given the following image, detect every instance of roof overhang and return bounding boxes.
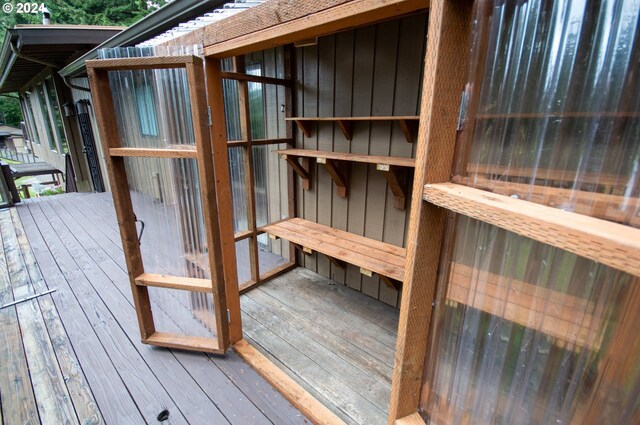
[0,25,123,93]
[59,0,230,79]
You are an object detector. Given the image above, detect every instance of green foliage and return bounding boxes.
[39,186,65,196]
[0,95,22,126]
[0,1,172,40]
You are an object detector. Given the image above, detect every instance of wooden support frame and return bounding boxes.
[319,158,349,198]
[282,154,312,190]
[389,0,474,422]
[377,164,407,210]
[424,183,640,278]
[87,55,230,354]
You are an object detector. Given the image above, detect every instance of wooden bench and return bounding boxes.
[263,218,406,282]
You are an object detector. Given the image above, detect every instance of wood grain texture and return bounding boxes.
[205,57,243,344]
[135,273,213,292]
[277,149,415,167]
[86,55,196,70]
[220,71,293,87]
[234,339,347,425]
[36,195,301,425]
[10,209,103,425]
[424,183,640,278]
[263,218,406,281]
[87,67,155,339]
[395,412,427,425]
[1,211,78,424]
[186,60,230,351]
[109,147,197,159]
[0,211,39,425]
[203,0,428,57]
[389,1,474,422]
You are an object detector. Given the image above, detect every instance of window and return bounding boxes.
[44,78,68,154]
[36,82,57,152]
[23,95,40,145]
[134,78,159,137]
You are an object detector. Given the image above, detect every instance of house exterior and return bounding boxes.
[0,25,122,191]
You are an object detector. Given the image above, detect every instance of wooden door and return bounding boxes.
[86,55,229,354]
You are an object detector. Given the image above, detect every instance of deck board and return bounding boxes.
[242,267,398,425]
[2,193,306,425]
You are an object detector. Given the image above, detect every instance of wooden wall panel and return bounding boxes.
[282,13,428,307]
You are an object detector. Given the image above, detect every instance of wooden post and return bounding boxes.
[284,44,297,265]
[186,59,229,350]
[86,67,156,339]
[388,1,473,423]
[234,56,261,284]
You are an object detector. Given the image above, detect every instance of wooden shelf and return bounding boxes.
[286,116,420,142]
[135,273,212,293]
[276,149,414,209]
[143,332,221,353]
[423,183,640,277]
[263,218,406,282]
[109,147,197,159]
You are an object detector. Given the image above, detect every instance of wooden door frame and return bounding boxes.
[86,55,230,353]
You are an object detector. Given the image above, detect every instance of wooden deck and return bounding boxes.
[0,192,306,425]
[244,268,398,425]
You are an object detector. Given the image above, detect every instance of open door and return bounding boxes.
[86,55,229,354]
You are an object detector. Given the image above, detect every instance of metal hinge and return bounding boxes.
[207,106,212,126]
[227,309,231,323]
[457,90,469,131]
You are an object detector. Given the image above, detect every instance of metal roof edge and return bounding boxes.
[59,0,229,79]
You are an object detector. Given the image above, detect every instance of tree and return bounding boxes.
[0,95,22,127]
[0,1,172,124]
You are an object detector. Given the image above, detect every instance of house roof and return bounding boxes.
[59,0,233,79]
[0,25,123,93]
[0,124,23,137]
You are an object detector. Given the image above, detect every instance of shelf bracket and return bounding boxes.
[336,120,353,141]
[380,275,402,291]
[398,119,418,143]
[318,157,349,198]
[328,256,346,269]
[281,154,312,190]
[293,119,312,138]
[377,164,407,210]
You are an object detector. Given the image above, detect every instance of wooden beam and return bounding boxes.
[277,149,415,167]
[322,159,349,198]
[86,55,196,71]
[135,273,212,293]
[380,275,402,291]
[86,67,155,340]
[424,183,640,278]
[227,137,293,148]
[336,120,352,140]
[293,119,313,138]
[205,57,243,344]
[143,332,221,354]
[204,0,428,57]
[282,155,312,190]
[235,56,260,285]
[187,60,230,350]
[389,1,474,423]
[284,44,298,266]
[109,147,197,159]
[238,261,297,294]
[398,119,417,143]
[220,71,293,87]
[233,339,347,425]
[377,164,407,210]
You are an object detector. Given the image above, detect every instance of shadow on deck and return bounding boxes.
[0,192,306,425]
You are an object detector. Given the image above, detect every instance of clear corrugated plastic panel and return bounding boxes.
[99,46,217,334]
[420,215,640,424]
[454,0,640,227]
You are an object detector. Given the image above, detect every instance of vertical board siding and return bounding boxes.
[287,14,427,307]
[70,77,111,192]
